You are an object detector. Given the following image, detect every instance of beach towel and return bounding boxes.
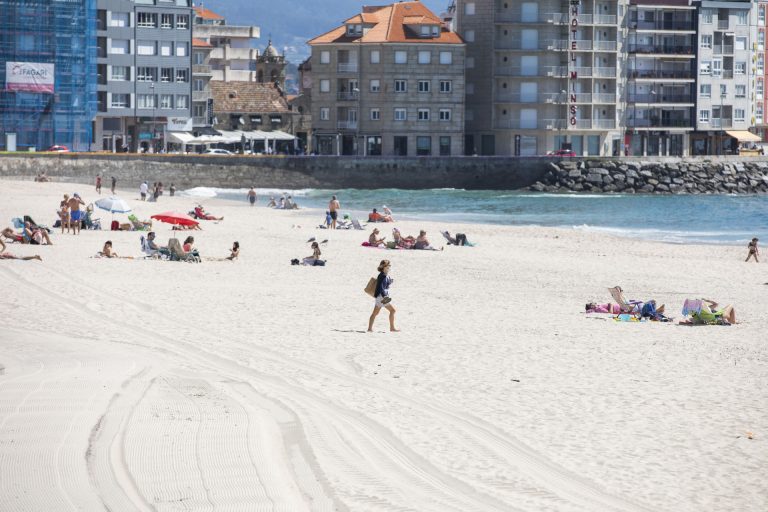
[682,299,703,316]
[614,314,646,322]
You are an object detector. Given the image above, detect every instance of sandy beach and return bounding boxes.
[0,178,766,511]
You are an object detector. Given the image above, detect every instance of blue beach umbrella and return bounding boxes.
[95,196,132,214]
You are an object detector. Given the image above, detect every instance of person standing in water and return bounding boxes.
[247,187,257,206]
[329,195,340,229]
[368,259,399,332]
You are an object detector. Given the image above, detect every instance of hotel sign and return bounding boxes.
[568,0,581,129]
[5,62,54,93]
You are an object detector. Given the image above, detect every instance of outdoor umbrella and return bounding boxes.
[95,196,132,214]
[151,211,199,238]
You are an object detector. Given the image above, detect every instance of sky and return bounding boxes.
[197,0,448,63]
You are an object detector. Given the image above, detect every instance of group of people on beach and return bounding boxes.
[365,227,442,251]
[139,181,175,202]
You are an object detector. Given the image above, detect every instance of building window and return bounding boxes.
[418,80,430,93]
[701,35,712,49]
[758,79,764,96]
[319,107,330,120]
[395,50,407,64]
[111,66,128,81]
[439,51,452,65]
[735,62,746,75]
[159,41,172,56]
[193,104,206,117]
[319,79,330,92]
[176,15,189,29]
[137,40,156,56]
[110,93,129,108]
[137,67,156,82]
[394,79,407,92]
[416,136,431,156]
[760,31,765,51]
[176,69,188,83]
[193,78,204,91]
[439,136,451,156]
[735,37,747,51]
[176,42,189,57]
[735,108,746,122]
[370,108,380,120]
[439,109,451,121]
[418,50,431,64]
[137,12,157,28]
[110,12,129,27]
[370,79,380,92]
[137,94,155,109]
[737,11,747,25]
[735,84,746,98]
[700,84,711,98]
[758,104,764,123]
[699,110,710,123]
[421,25,432,37]
[176,95,188,109]
[161,13,173,29]
[110,40,130,55]
[417,108,430,121]
[712,59,722,77]
[370,50,380,64]
[394,108,407,121]
[759,54,765,74]
[160,68,173,83]
[320,51,330,64]
[761,6,766,25]
[720,84,727,96]
[439,80,452,93]
[466,56,475,69]
[346,24,362,35]
[159,94,173,109]
[465,2,475,15]
[699,61,711,75]
[702,8,713,24]
[464,30,475,42]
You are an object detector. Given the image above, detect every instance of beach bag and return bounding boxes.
[364,277,377,297]
[313,260,326,266]
[111,220,119,231]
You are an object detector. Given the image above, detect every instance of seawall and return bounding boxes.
[0,154,550,191]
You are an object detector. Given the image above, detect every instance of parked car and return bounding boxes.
[204,148,233,155]
[46,145,70,152]
[547,149,576,157]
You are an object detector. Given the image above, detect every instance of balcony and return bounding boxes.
[594,93,616,103]
[549,13,593,25]
[337,91,359,101]
[629,69,695,79]
[594,15,617,25]
[193,116,209,127]
[495,92,590,103]
[495,40,554,51]
[718,20,729,30]
[192,91,211,102]
[495,119,563,130]
[495,12,553,23]
[337,63,358,73]
[551,40,593,51]
[711,118,734,129]
[627,118,693,128]
[592,119,617,129]
[495,66,546,76]
[628,44,694,55]
[627,94,694,104]
[713,45,734,55]
[192,64,212,75]
[594,41,618,51]
[193,25,260,39]
[337,121,358,130]
[630,20,695,31]
[593,67,616,78]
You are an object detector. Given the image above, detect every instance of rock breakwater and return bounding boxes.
[530,160,768,194]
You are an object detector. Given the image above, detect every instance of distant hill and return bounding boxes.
[197,0,447,64]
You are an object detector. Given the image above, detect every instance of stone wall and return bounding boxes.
[530,159,768,194]
[0,154,550,190]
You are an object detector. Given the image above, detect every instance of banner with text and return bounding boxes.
[5,62,55,93]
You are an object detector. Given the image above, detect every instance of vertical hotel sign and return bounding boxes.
[5,62,54,93]
[568,0,581,129]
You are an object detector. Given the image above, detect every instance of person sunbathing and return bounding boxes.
[585,303,623,314]
[99,240,118,258]
[183,236,201,258]
[392,228,415,249]
[368,208,393,223]
[193,206,223,221]
[684,299,737,325]
[23,221,53,245]
[368,228,386,247]
[0,239,42,261]
[413,230,442,251]
[2,227,24,243]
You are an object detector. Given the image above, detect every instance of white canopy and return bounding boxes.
[167,132,197,144]
[166,130,296,146]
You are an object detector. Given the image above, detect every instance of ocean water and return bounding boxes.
[181,187,768,245]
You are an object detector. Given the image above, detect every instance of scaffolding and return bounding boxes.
[0,0,97,151]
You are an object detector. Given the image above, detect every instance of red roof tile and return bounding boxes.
[193,6,224,20]
[210,81,290,114]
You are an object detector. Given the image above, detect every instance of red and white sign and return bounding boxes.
[5,62,54,93]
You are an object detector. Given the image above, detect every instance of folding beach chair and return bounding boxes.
[608,286,643,314]
[351,219,366,230]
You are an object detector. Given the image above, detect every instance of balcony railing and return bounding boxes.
[592,119,617,129]
[713,45,734,55]
[495,12,553,23]
[549,13,593,25]
[495,119,562,130]
[192,90,211,102]
[193,116,208,126]
[551,40,594,51]
[337,63,358,73]
[594,93,616,103]
[495,66,545,77]
[627,94,694,103]
[710,118,734,129]
[192,64,212,75]
[495,40,553,50]
[717,20,729,30]
[629,69,695,79]
[593,67,616,77]
[594,14,617,25]
[337,121,358,130]
[628,44,694,55]
[630,20,695,31]
[336,91,359,101]
[627,118,693,128]
[594,41,618,51]
[495,92,592,103]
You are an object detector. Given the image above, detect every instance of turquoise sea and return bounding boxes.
[182,187,768,245]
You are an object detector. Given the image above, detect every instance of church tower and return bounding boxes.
[256,39,286,90]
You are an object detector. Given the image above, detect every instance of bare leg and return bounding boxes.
[41,230,53,245]
[384,304,398,331]
[722,306,736,324]
[368,306,381,331]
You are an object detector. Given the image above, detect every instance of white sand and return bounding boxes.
[0,178,766,511]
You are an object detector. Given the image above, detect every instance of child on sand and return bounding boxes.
[746,238,759,262]
[368,259,399,332]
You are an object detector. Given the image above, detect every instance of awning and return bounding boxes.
[167,132,196,144]
[725,130,761,142]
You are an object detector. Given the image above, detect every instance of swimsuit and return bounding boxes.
[249,195,256,204]
[330,211,338,220]
[71,210,82,221]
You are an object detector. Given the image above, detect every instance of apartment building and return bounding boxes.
[625,0,696,156]
[94,0,193,152]
[0,0,97,152]
[191,37,214,129]
[453,0,622,157]
[757,1,768,139]
[691,0,758,155]
[308,1,465,156]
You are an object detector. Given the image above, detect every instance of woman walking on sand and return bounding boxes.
[745,237,759,262]
[368,259,399,332]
